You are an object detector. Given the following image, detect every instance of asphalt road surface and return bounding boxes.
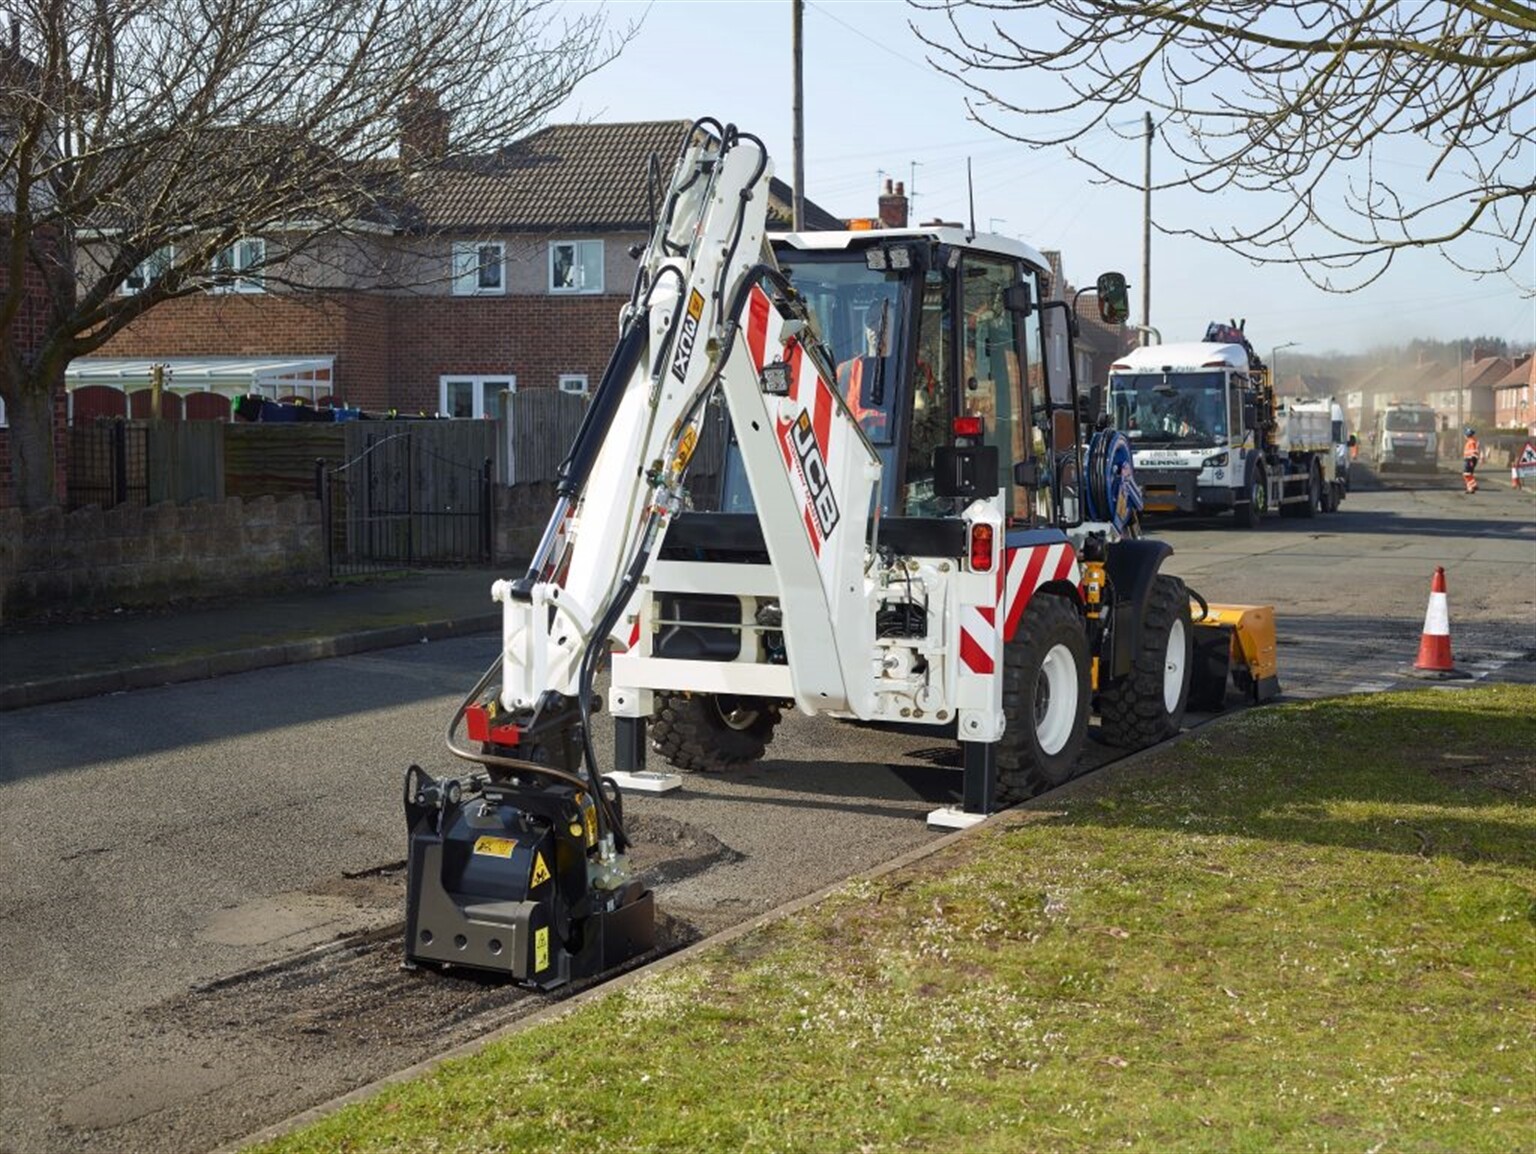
[1,464,1531,1154]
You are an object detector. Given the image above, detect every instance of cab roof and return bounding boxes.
[1110,342,1252,374]
[771,227,1051,278]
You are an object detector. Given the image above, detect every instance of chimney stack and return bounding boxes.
[878,178,908,229]
[399,88,451,165]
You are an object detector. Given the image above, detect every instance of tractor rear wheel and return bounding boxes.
[650,692,782,772]
[998,594,1090,803]
[1098,574,1193,749]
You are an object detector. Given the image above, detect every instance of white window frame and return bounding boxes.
[557,373,590,398]
[122,244,174,296]
[453,241,506,296]
[211,237,265,294]
[548,239,604,295]
[439,374,515,420]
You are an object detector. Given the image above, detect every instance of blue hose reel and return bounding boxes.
[1084,428,1143,533]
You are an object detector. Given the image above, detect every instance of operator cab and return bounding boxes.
[716,228,1075,529]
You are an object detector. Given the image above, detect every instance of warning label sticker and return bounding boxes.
[530,851,551,888]
[534,926,550,972]
[472,836,515,858]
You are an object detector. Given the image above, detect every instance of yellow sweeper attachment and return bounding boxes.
[1188,602,1281,712]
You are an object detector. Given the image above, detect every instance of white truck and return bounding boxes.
[1374,401,1440,472]
[1107,322,1341,527]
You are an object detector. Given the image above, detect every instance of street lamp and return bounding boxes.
[1271,341,1300,390]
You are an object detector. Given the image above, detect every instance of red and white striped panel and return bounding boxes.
[959,604,998,674]
[1000,541,1081,643]
[959,540,1079,676]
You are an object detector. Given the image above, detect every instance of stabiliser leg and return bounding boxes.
[928,740,996,830]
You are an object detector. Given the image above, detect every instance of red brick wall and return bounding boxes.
[93,290,626,414]
[391,294,624,410]
[95,292,396,409]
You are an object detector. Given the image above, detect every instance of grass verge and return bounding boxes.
[255,685,1536,1153]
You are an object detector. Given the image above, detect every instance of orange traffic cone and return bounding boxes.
[1410,567,1468,679]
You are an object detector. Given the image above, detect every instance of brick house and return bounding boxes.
[1492,355,1535,433]
[70,118,837,421]
[0,26,70,507]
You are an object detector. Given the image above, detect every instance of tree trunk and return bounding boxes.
[3,371,61,511]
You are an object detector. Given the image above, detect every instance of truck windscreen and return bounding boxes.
[1384,410,1436,432]
[1109,372,1228,448]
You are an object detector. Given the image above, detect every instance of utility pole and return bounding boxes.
[909,160,922,221]
[1142,111,1153,347]
[791,0,805,231]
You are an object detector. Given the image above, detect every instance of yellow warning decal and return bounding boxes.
[534,925,550,972]
[530,851,552,888]
[473,836,515,858]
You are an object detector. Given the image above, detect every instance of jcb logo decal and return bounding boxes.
[670,289,706,382]
[791,409,840,539]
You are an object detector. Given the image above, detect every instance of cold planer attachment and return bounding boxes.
[402,765,654,988]
[1188,602,1281,712]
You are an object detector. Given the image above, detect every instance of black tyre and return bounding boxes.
[1236,465,1266,528]
[650,692,782,772]
[1298,463,1320,518]
[1320,477,1339,513]
[998,594,1090,802]
[1098,574,1194,749]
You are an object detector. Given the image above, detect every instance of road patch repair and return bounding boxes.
[242,684,1536,1153]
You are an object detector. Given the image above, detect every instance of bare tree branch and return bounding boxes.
[0,0,630,509]
[911,0,1535,291]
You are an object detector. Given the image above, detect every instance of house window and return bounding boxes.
[123,245,174,295]
[549,240,603,294]
[0,395,6,426]
[453,242,505,295]
[558,373,589,398]
[212,237,265,293]
[440,375,514,419]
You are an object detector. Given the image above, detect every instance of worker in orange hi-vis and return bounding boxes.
[1462,426,1482,494]
[837,301,894,437]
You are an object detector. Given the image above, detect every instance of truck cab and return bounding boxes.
[1375,402,1440,471]
[1106,341,1254,517]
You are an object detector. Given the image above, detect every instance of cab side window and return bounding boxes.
[905,270,953,515]
[961,256,1025,517]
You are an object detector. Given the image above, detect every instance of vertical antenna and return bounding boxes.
[792,0,805,231]
[1142,111,1153,346]
[966,158,976,241]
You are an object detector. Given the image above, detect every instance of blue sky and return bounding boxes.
[552,0,1533,358]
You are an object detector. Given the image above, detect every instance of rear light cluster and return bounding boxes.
[952,415,984,440]
[968,523,994,572]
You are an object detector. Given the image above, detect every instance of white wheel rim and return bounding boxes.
[1163,618,1187,713]
[1035,644,1079,756]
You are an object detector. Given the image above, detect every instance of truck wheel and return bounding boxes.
[998,594,1090,802]
[1320,477,1339,513]
[1236,466,1266,528]
[650,692,782,772]
[1097,574,1193,749]
[1299,463,1320,518]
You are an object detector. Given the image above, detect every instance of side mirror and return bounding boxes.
[1077,383,1103,427]
[1096,272,1130,324]
[1013,458,1042,488]
[1003,282,1033,317]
